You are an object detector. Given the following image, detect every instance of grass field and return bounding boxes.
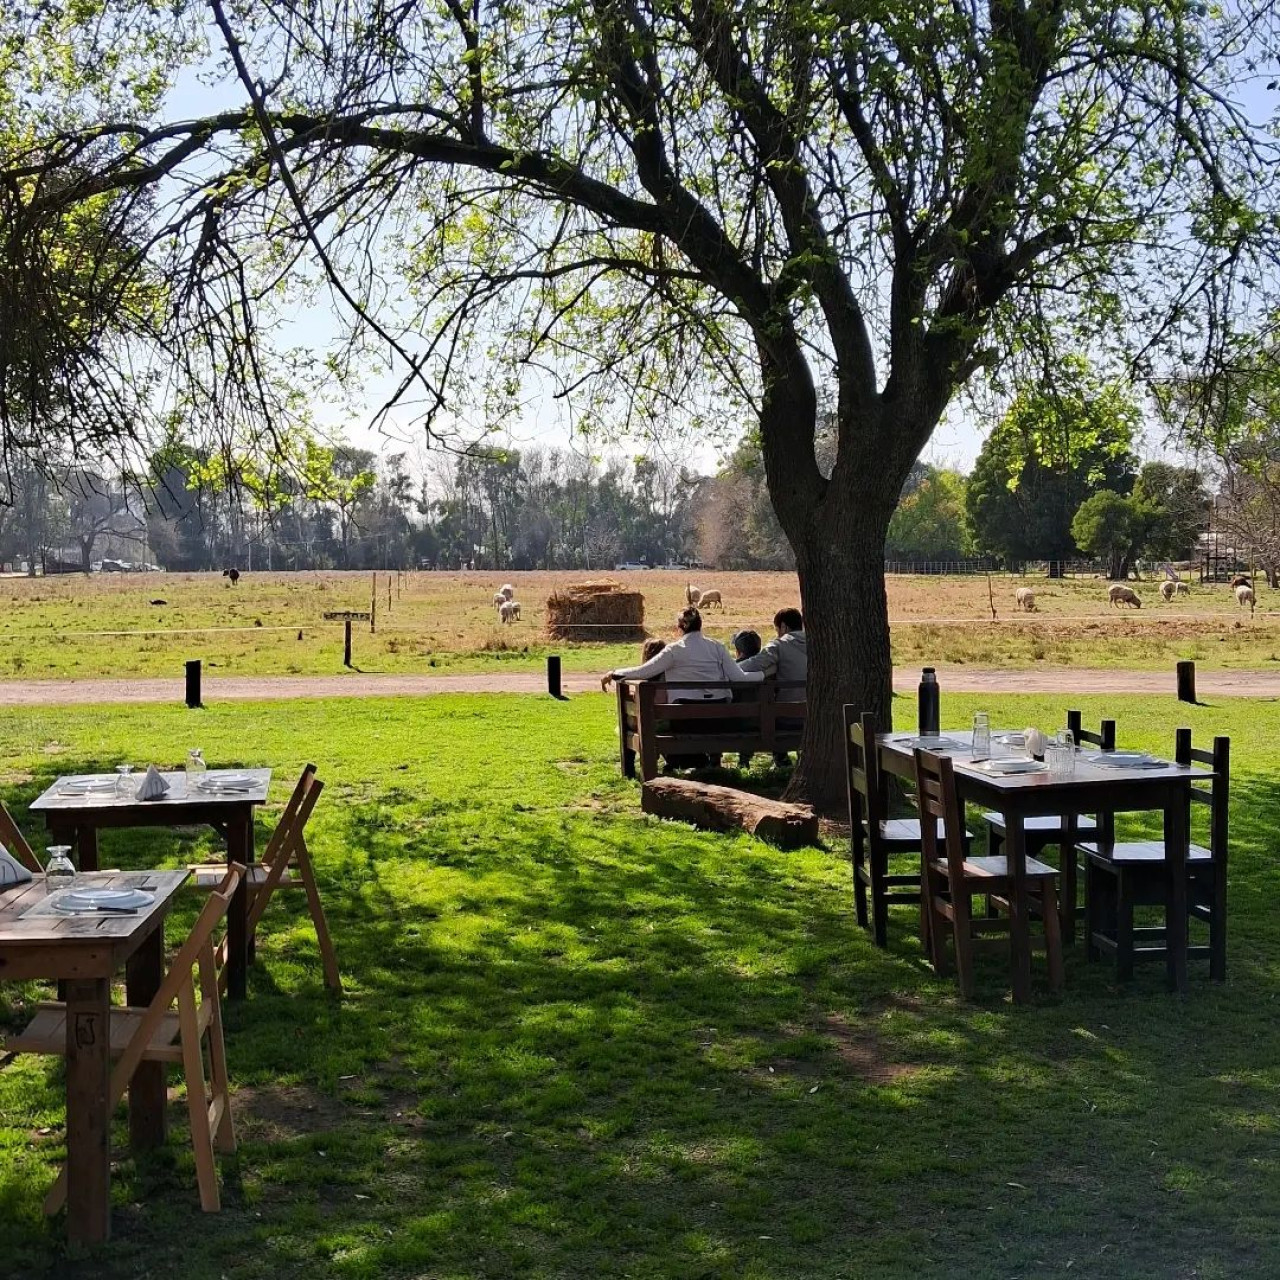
[2,690,1279,1278]
[1,569,1278,681]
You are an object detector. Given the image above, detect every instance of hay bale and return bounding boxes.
[546,579,645,642]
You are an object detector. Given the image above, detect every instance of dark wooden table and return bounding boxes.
[877,731,1208,1001]
[0,868,189,1244]
[31,770,271,1000]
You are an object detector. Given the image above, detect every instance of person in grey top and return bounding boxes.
[739,607,806,767]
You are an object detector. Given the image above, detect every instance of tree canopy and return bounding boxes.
[5,0,1280,802]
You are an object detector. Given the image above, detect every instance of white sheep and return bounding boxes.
[1108,584,1142,608]
[1015,587,1037,612]
[1175,581,1190,596]
[499,583,516,601]
[696,588,723,610]
[685,583,701,606]
[1159,580,1176,602]
[492,592,507,609]
[1236,584,1255,613]
[499,599,522,623]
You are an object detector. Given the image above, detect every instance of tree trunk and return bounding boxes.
[784,500,895,813]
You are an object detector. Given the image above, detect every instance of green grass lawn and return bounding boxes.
[2,691,1279,1278]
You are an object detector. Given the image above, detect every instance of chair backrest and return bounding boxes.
[0,801,42,873]
[843,707,886,833]
[1067,709,1117,751]
[912,749,968,886]
[1176,728,1230,857]
[108,865,243,1107]
[260,765,319,869]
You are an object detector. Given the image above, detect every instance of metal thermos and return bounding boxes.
[917,667,940,737]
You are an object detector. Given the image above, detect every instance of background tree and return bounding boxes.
[1131,462,1209,564]
[1071,491,1141,581]
[968,368,1140,569]
[6,2,1280,802]
[886,467,974,563]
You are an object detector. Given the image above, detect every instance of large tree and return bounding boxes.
[4,2,1279,803]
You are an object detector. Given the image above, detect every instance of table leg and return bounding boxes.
[126,925,167,1150]
[65,978,111,1244]
[1060,811,1079,945]
[76,825,99,873]
[1164,785,1190,995]
[1006,812,1033,1004]
[225,812,254,1000]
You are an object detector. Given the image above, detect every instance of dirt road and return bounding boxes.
[0,666,1276,706]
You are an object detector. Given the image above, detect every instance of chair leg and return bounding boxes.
[871,854,889,949]
[1084,860,1100,962]
[1040,882,1065,994]
[177,985,221,1212]
[1115,871,1135,981]
[852,831,869,931]
[296,840,342,993]
[204,995,236,1155]
[1210,868,1227,982]
[951,889,976,999]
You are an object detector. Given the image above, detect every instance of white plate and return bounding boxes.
[51,887,154,914]
[59,778,118,795]
[197,773,255,790]
[1087,751,1153,768]
[911,736,966,751]
[981,758,1047,774]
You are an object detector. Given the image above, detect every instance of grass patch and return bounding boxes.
[0,691,1279,1277]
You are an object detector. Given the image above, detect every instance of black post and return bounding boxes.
[344,620,353,668]
[185,659,202,709]
[1176,660,1197,705]
[547,654,562,699]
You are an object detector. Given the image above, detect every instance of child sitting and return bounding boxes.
[731,630,763,768]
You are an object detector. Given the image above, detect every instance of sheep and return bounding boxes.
[492,592,507,609]
[1236,584,1256,613]
[1175,581,1190,596]
[499,583,516,600]
[697,588,723,610]
[499,599,522,623]
[222,567,240,586]
[1159,580,1176,602]
[1108,584,1141,608]
[685,582,701,606]
[1015,587,1037,612]
[1230,574,1251,590]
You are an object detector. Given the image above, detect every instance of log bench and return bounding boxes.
[641,777,819,849]
[616,679,807,781]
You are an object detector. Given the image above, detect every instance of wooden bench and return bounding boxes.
[616,679,807,780]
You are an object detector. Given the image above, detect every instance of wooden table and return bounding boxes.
[31,770,271,1000]
[877,732,1207,1001]
[0,868,189,1244]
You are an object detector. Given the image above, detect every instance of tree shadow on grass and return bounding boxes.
[3,761,1280,1278]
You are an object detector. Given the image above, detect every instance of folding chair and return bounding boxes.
[189,766,339,993]
[0,800,44,873]
[8,865,244,1214]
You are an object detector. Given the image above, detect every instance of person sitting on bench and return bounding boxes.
[738,607,807,768]
[601,608,762,699]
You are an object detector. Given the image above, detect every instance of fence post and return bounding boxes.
[344,621,353,669]
[185,659,202,709]
[1176,661,1197,705]
[547,654,562,698]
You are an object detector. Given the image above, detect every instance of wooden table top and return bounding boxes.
[30,769,272,814]
[0,870,189,981]
[877,730,1211,790]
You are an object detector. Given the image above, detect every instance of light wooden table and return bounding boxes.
[0,868,189,1244]
[30,770,271,999]
[877,732,1208,1000]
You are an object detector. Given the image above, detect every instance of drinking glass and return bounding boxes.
[971,712,991,761]
[186,748,207,791]
[44,846,76,891]
[1046,743,1075,779]
[115,763,135,798]
[1056,729,1075,750]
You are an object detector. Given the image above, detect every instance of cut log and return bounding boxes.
[641,777,819,850]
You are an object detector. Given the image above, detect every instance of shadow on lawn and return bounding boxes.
[3,757,1280,1278]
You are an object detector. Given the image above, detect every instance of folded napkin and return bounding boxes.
[0,845,33,888]
[136,764,171,801]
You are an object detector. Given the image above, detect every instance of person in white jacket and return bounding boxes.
[601,608,763,699]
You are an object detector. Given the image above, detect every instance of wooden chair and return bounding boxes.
[844,708,971,948]
[189,766,339,993]
[8,865,244,1214]
[914,748,1064,998]
[1082,730,1229,980]
[0,800,43,873]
